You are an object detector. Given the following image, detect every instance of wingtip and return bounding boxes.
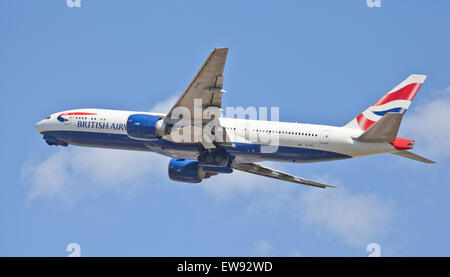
[213,47,229,52]
[312,182,337,189]
[324,184,338,189]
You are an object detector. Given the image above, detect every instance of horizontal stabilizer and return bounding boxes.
[231,162,335,188]
[391,150,436,164]
[355,112,403,143]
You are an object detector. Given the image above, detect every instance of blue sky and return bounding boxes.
[1,0,450,256]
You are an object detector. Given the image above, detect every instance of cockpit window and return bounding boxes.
[45,115,51,119]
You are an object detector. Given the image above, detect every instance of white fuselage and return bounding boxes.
[35,108,398,163]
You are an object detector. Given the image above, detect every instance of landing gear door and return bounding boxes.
[319,130,330,144]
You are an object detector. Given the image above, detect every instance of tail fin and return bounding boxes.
[344,74,427,130]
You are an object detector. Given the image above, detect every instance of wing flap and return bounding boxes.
[231,162,335,189]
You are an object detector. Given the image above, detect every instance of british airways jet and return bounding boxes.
[35,48,434,188]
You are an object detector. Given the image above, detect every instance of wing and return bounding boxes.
[163,47,230,148]
[167,47,228,118]
[231,162,335,189]
[391,150,436,164]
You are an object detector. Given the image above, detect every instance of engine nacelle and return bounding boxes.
[168,158,233,183]
[168,159,207,183]
[126,114,163,141]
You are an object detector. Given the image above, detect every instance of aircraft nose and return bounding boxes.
[35,120,45,134]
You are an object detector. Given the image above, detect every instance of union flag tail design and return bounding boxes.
[344,74,427,131]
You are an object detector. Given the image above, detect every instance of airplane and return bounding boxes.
[34,47,435,188]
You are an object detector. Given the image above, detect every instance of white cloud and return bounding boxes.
[251,240,275,257]
[290,249,303,257]
[402,86,450,158]
[202,170,393,249]
[149,95,178,114]
[297,188,392,248]
[22,147,169,203]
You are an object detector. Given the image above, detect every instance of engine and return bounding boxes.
[168,158,233,183]
[168,159,207,183]
[126,114,164,141]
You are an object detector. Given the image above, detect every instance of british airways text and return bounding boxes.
[77,121,126,130]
